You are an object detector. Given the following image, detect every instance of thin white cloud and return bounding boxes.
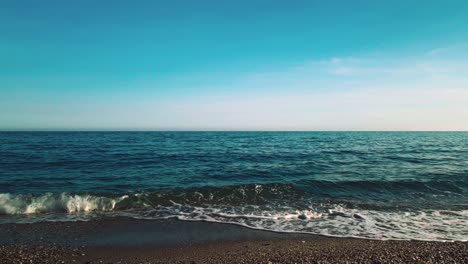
[139,49,468,130]
[2,48,468,130]
[426,44,468,57]
[142,85,468,131]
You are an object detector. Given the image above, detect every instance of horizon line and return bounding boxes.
[1,130,467,133]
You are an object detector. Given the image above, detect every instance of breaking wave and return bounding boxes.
[0,193,122,215]
[0,183,467,242]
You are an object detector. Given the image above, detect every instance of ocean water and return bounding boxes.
[0,132,467,241]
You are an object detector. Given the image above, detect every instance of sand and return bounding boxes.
[0,217,466,263]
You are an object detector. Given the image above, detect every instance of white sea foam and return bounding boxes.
[0,193,467,241]
[144,204,468,242]
[0,193,123,215]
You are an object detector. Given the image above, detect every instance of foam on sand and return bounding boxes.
[0,192,466,242]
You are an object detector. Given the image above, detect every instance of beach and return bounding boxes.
[0,217,466,263]
[2,0,468,261]
[1,132,467,262]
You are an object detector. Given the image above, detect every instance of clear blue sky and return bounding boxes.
[1,0,468,130]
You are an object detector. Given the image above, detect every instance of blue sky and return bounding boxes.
[1,0,468,130]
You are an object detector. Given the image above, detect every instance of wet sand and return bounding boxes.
[0,217,466,263]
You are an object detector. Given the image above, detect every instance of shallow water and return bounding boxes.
[0,132,467,241]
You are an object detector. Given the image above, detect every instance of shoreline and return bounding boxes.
[0,217,467,263]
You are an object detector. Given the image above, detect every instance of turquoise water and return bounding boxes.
[0,132,467,241]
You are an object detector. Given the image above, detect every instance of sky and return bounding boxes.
[1,0,468,131]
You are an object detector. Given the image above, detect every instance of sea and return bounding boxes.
[0,132,466,241]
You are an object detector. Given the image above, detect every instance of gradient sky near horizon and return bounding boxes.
[1,1,468,130]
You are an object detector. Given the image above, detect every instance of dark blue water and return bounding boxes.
[0,132,467,241]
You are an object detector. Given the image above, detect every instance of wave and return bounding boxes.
[0,182,467,242]
[166,204,468,242]
[0,193,123,215]
[1,180,466,215]
[298,179,468,194]
[0,184,302,214]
